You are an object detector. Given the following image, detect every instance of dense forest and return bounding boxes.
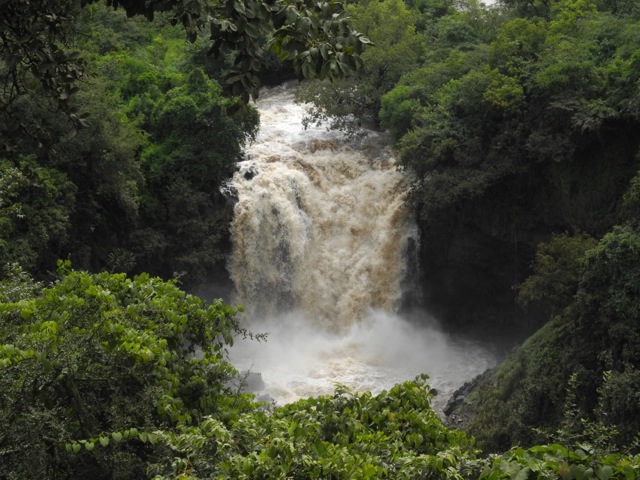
[2,0,640,478]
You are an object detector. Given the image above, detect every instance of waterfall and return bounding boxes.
[227,84,494,408]
[229,86,416,328]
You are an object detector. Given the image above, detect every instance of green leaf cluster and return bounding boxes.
[147,376,478,479]
[295,0,424,135]
[0,156,75,271]
[0,264,249,478]
[385,0,640,223]
[141,377,640,479]
[516,231,598,317]
[0,4,264,284]
[0,0,368,148]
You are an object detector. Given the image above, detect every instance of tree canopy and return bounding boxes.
[1,4,261,283]
[0,263,253,478]
[0,0,369,151]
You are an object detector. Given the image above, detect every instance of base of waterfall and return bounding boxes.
[230,310,496,415]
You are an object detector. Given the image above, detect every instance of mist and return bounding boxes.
[230,310,495,412]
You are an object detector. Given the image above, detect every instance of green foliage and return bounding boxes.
[550,372,622,455]
[379,85,422,139]
[572,226,640,371]
[480,443,640,480]
[380,48,488,139]
[502,0,555,19]
[463,319,571,452]
[0,3,264,281]
[390,0,640,222]
[489,17,548,78]
[119,63,259,281]
[516,231,598,317]
[0,264,44,303]
[0,156,75,271]
[1,266,638,478]
[597,368,640,444]
[0,0,368,150]
[373,0,640,333]
[146,377,477,479]
[619,166,640,224]
[598,0,640,17]
[295,0,424,134]
[404,0,457,34]
[0,264,249,478]
[141,68,258,188]
[0,0,87,147]
[107,376,640,479]
[52,76,146,272]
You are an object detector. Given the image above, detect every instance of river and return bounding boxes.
[227,83,495,413]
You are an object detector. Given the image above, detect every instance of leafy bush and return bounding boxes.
[0,263,250,479]
[141,377,640,479]
[0,157,75,271]
[148,377,478,479]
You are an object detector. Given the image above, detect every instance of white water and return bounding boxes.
[227,84,494,412]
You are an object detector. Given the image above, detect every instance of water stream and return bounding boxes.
[227,84,494,412]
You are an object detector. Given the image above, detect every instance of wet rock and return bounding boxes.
[244,164,259,180]
[257,393,274,404]
[443,394,466,417]
[220,182,238,202]
[443,375,482,417]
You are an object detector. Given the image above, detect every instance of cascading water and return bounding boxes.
[227,83,494,411]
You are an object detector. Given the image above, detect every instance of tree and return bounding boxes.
[122,65,260,282]
[295,0,424,135]
[51,74,146,273]
[464,225,640,452]
[515,231,598,317]
[376,0,640,332]
[145,376,477,479]
[0,4,268,281]
[500,0,554,19]
[141,68,258,189]
[0,156,76,271]
[1,0,369,150]
[0,263,252,478]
